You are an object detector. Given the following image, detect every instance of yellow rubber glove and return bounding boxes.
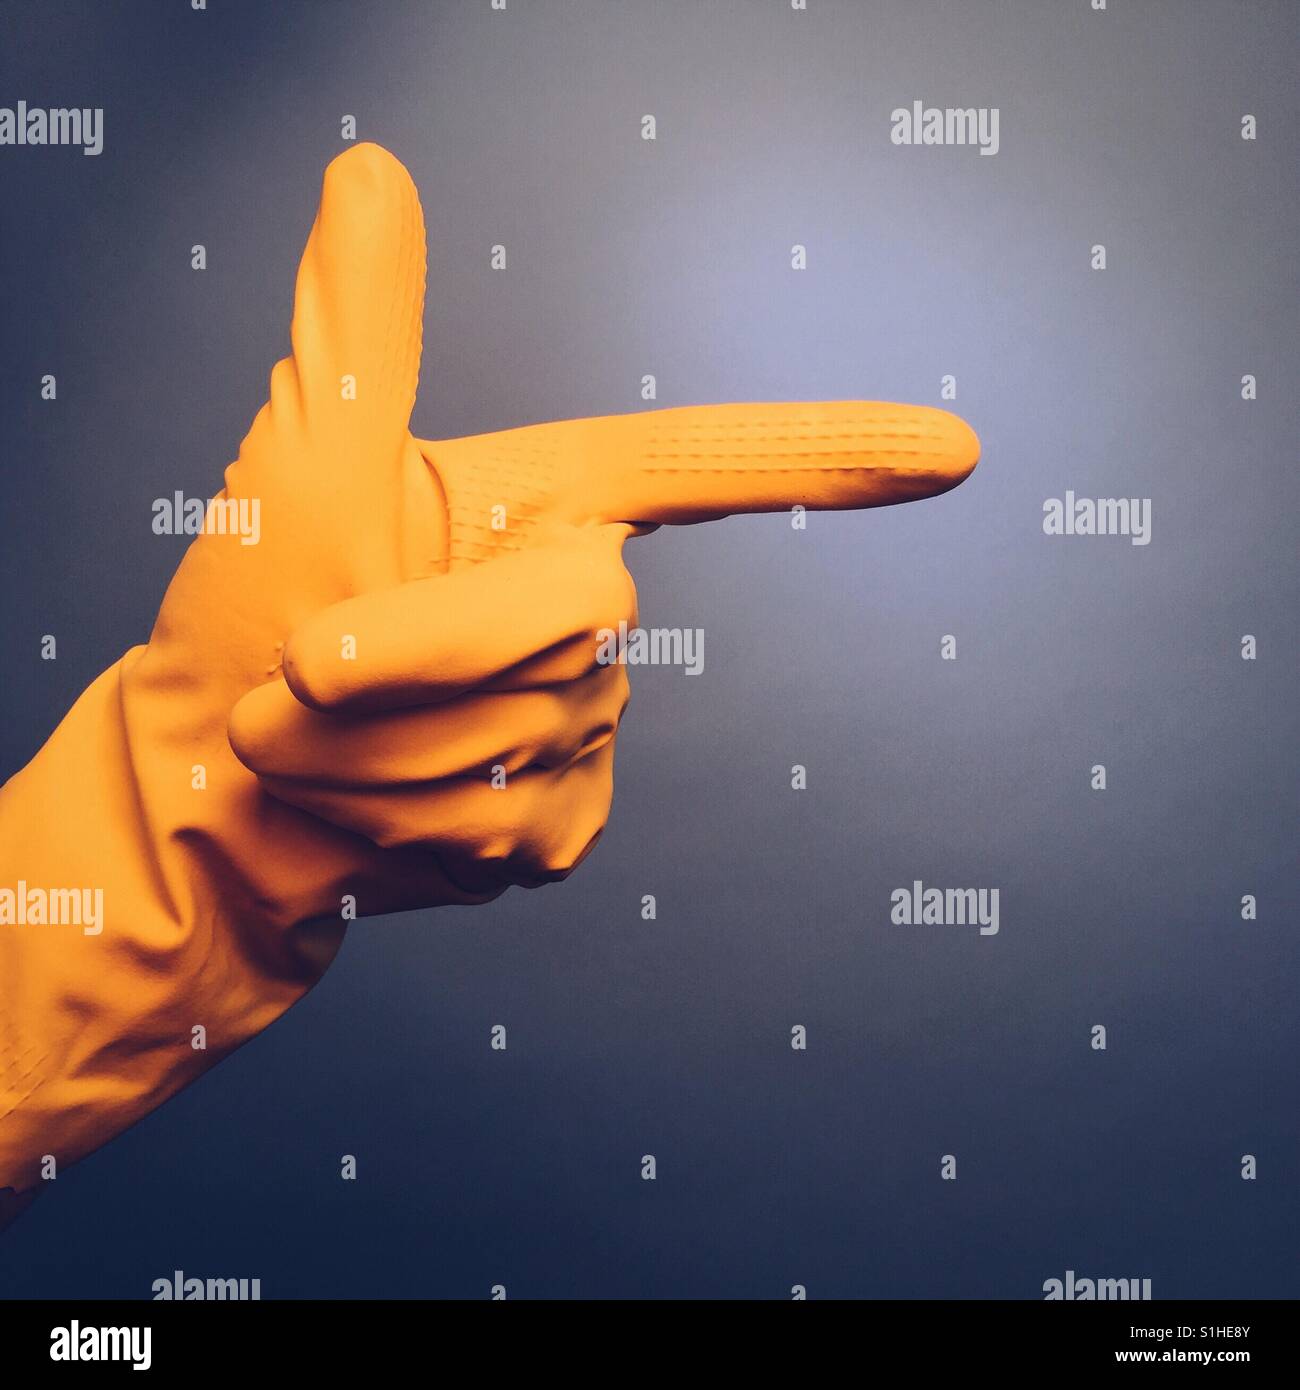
[0,143,978,1196]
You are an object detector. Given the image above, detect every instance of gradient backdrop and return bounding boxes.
[0,0,1296,1298]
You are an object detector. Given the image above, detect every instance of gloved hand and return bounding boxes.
[0,143,978,1195]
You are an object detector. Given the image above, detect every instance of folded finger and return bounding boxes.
[230,662,629,787]
[258,742,617,886]
[281,535,637,714]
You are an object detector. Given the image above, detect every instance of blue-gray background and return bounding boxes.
[1,0,1296,1298]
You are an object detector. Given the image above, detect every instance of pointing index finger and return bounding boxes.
[578,401,980,526]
